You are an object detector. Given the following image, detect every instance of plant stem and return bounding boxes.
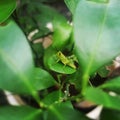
[31,90,47,108]
[81,73,89,95]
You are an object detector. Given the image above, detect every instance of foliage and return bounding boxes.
[1,0,120,119]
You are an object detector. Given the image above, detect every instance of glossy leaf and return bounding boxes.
[0,0,16,24]
[85,87,120,110]
[74,0,120,76]
[52,22,72,50]
[44,102,90,120]
[100,108,120,120]
[0,106,42,120]
[44,47,76,74]
[100,77,120,94]
[0,20,35,94]
[33,68,56,91]
[42,91,64,106]
[64,0,80,14]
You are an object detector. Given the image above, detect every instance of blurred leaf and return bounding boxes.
[33,68,56,91]
[30,3,67,27]
[17,1,71,43]
[52,22,72,50]
[97,66,109,77]
[85,87,120,110]
[89,0,109,3]
[44,47,76,74]
[31,29,51,41]
[0,106,42,120]
[33,3,72,50]
[0,0,16,24]
[68,69,83,91]
[100,108,120,120]
[100,77,120,94]
[42,91,64,106]
[32,43,44,59]
[16,2,72,50]
[74,0,120,76]
[0,20,35,94]
[64,0,80,14]
[44,102,90,120]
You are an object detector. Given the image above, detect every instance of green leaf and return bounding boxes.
[33,3,67,26]
[64,0,80,14]
[34,3,72,50]
[97,65,109,77]
[0,0,16,24]
[100,77,120,94]
[32,43,44,59]
[33,68,56,91]
[100,108,120,120]
[0,106,42,120]
[89,0,109,3]
[42,91,63,106]
[85,87,120,110]
[44,47,76,74]
[52,22,72,50]
[74,0,120,76]
[44,102,89,120]
[0,20,35,94]
[16,2,72,49]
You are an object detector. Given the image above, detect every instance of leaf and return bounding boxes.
[42,91,64,106]
[0,20,35,94]
[44,102,90,120]
[0,106,42,120]
[64,0,80,14]
[52,21,72,50]
[97,65,109,77]
[33,3,67,26]
[85,87,120,110]
[31,43,44,59]
[100,108,120,120]
[74,0,120,76]
[44,47,76,74]
[16,2,72,50]
[33,3,72,50]
[89,0,109,3]
[100,77,120,94]
[33,68,56,91]
[0,0,16,24]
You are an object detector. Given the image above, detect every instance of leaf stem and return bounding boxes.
[31,90,47,108]
[81,73,89,95]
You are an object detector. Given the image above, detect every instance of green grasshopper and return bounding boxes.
[56,51,76,69]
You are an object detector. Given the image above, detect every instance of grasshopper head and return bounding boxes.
[57,51,63,57]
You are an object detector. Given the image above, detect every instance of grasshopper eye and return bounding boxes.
[58,52,61,56]
[58,51,62,56]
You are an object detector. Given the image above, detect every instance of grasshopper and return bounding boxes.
[56,51,76,69]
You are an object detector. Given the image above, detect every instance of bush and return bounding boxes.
[1,0,120,119]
